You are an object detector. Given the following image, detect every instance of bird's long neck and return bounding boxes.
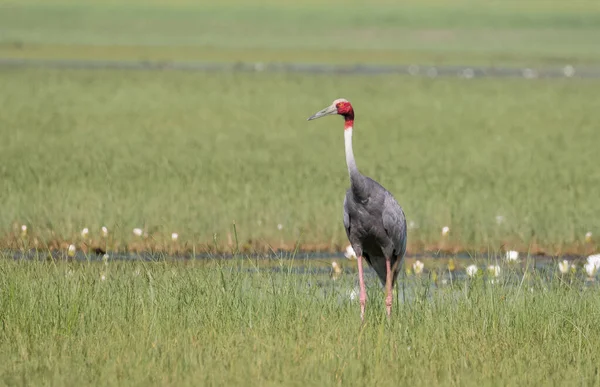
[344,118,368,198]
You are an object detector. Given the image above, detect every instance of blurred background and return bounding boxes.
[2,0,600,67]
[1,0,599,256]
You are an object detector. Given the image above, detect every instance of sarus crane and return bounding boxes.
[307,98,407,321]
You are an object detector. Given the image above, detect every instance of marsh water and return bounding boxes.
[5,249,596,284]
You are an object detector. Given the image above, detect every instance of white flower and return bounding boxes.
[344,244,357,260]
[495,215,505,224]
[488,265,501,277]
[587,254,600,270]
[584,262,597,277]
[466,264,478,277]
[331,261,342,274]
[407,220,418,230]
[523,68,537,79]
[558,260,570,274]
[348,287,359,301]
[101,226,108,237]
[441,226,450,236]
[277,224,283,231]
[563,65,575,77]
[462,68,474,79]
[81,228,89,238]
[100,274,106,281]
[505,250,519,262]
[102,254,109,265]
[171,232,179,242]
[68,244,76,257]
[413,260,424,275]
[20,224,27,237]
[585,232,593,243]
[133,228,143,237]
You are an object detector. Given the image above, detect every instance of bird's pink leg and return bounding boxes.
[357,255,367,321]
[385,258,393,318]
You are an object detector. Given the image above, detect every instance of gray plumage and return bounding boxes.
[343,175,407,287]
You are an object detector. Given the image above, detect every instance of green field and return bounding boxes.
[2,1,600,386]
[1,68,599,255]
[1,0,600,66]
[1,257,599,386]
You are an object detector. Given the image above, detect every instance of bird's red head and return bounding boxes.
[307,98,355,130]
[333,99,354,119]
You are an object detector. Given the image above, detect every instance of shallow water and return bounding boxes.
[4,249,598,294]
[1,58,600,79]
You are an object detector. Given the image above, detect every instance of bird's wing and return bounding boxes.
[381,195,407,258]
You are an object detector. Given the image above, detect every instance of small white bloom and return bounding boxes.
[348,287,359,301]
[407,220,418,230]
[101,226,108,237]
[20,224,27,236]
[102,254,109,265]
[171,232,179,241]
[344,244,357,260]
[466,264,478,277]
[523,68,537,79]
[488,265,501,277]
[81,228,89,238]
[134,269,141,277]
[441,226,450,236]
[585,232,592,243]
[495,215,505,224]
[277,224,283,231]
[68,244,76,257]
[413,260,424,275]
[331,261,342,274]
[558,260,570,274]
[462,68,474,79]
[133,228,143,237]
[563,65,575,77]
[100,274,106,281]
[587,254,600,270]
[584,262,597,277]
[505,250,519,262]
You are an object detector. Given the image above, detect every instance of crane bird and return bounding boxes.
[307,98,407,321]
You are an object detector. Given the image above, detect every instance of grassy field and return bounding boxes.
[1,0,600,66]
[1,257,599,386]
[2,1,600,386]
[1,68,599,255]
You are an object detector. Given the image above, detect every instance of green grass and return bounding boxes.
[1,68,599,254]
[1,0,600,66]
[1,257,599,386]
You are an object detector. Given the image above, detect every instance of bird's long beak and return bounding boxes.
[307,104,337,121]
